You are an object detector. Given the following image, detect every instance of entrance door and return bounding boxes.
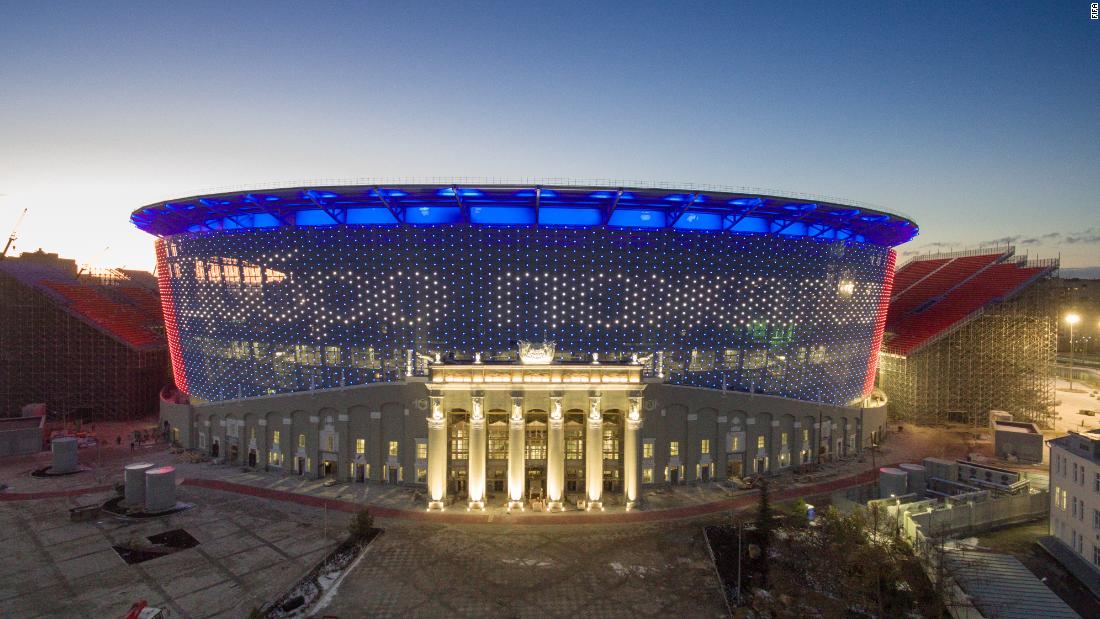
[726,460,743,480]
[670,468,680,484]
[211,441,220,458]
[228,445,239,464]
[296,457,304,475]
[700,465,711,482]
[322,460,335,478]
[248,450,257,467]
[355,464,365,483]
[388,467,399,484]
[527,469,544,501]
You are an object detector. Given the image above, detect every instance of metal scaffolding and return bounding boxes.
[0,253,168,421]
[879,278,1057,427]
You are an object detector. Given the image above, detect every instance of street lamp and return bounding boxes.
[1066,313,1081,391]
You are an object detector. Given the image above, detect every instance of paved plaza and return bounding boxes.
[0,418,979,618]
[0,486,342,619]
[319,519,729,618]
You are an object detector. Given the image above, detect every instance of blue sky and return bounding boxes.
[1,1,1098,271]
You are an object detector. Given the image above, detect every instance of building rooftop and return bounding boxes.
[130,181,919,247]
[994,420,1040,434]
[1049,430,1100,465]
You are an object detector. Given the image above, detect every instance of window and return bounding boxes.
[1095,472,1100,493]
[1094,509,1100,530]
[527,426,547,460]
[643,442,654,459]
[802,428,809,445]
[388,440,399,457]
[417,442,428,460]
[416,467,427,483]
[250,426,256,440]
[729,433,741,452]
[670,441,680,457]
[643,468,654,483]
[1073,496,1079,518]
[356,438,365,455]
[1094,545,1100,567]
[700,439,710,455]
[489,427,509,459]
[566,428,583,460]
[273,430,281,446]
[450,427,468,460]
[199,433,206,449]
[171,428,180,443]
[780,432,788,447]
[602,427,620,460]
[757,436,765,450]
[326,435,335,452]
[298,434,305,449]
[1074,463,1079,483]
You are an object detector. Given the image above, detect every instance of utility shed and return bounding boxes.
[944,549,1078,619]
[994,420,1044,463]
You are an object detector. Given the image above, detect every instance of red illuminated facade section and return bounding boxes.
[863,249,896,397]
[155,239,189,394]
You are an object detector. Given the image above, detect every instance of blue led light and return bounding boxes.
[470,206,536,225]
[672,212,723,231]
[406,206,461,224]
[346,208,398,225]
[295,209,337,226]
[132,185,916,246]
[538,207,601,226]
[607,209,664,228]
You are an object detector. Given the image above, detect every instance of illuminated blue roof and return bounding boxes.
[131,183,918,247]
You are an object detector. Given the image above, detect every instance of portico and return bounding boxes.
[426,356,645,512]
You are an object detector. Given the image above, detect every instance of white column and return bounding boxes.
[624,395,642,509]
[427,396,447,510]
[507,396,526,510]
[585,394,604,509]
[546,396,565,511]
[468,395,486,510]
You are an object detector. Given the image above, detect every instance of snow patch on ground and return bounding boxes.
[309,540,375,616]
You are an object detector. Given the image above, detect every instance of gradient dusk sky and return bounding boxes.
[1,1,1098,272]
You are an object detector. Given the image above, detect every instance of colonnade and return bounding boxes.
[426,393,643,511]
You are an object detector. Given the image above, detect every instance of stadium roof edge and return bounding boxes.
[131,182,918,247]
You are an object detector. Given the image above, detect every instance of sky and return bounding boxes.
[1,1,1098,273]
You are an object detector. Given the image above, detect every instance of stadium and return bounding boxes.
[138,182,914,509]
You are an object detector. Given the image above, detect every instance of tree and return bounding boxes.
[755,477,774,588]
[347,507,374,542]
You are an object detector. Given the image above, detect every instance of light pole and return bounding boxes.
[1066,313,1080,391]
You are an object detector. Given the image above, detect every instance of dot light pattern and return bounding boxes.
[862,248,896,397]
[157,225,895,406]
[155,238,188,394]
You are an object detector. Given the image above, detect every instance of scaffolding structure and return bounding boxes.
[0,251,168,421]
[879,259,1058,428]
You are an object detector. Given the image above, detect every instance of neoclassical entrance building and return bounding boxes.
[425,357,645,511]
[160,347,890,513]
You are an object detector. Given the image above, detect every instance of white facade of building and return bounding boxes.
[1049,430,1100,570]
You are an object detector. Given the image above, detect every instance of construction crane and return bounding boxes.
[1,207,27,258]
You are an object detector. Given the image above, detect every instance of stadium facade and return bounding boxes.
[140,182,913,509]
